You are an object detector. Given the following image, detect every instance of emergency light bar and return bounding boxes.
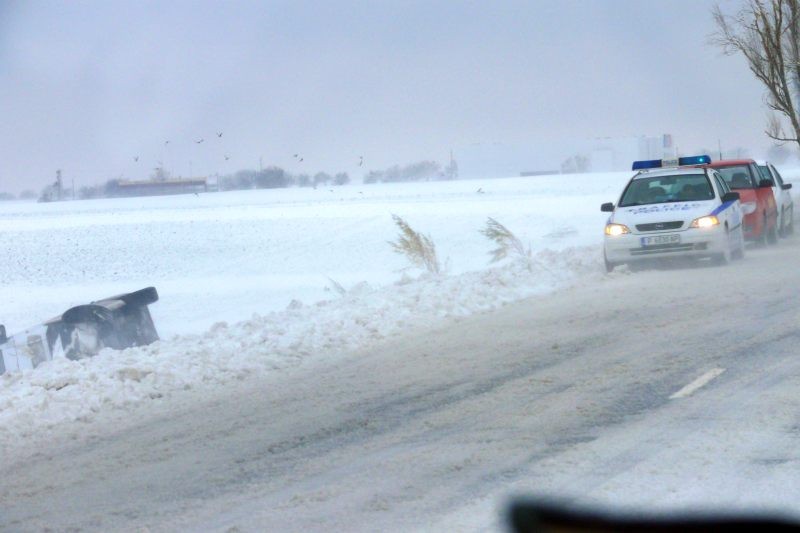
[631,155,711,171]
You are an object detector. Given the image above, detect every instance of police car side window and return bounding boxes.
[713,173,728,197]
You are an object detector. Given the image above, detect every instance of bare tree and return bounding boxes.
[712,0,800,148]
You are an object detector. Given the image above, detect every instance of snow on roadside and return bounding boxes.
[0,246,601,453]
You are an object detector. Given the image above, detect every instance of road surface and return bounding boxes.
[3,239,800,531]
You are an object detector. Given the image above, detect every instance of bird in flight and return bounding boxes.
[217,132,223,138]
[293,153,299,158]
[164,140,170,145]
[224,155,230,161]
[299,157,304,162]
[358,156,364,167]
[134,156,139,162]
[195,138,204,144]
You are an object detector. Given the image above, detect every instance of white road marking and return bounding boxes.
[669,368,726,399]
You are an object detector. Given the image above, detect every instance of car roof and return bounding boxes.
[632,167,707,179]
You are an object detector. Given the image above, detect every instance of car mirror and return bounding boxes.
[600,202,614,212]
[782,183,793,190]
[759,179,774,188]
[722,192,740,202]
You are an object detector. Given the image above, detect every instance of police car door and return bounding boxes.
[713,171,742,235]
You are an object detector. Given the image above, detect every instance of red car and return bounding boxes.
[703,159,778,244]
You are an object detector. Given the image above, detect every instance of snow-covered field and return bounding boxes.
[0,172,633,337]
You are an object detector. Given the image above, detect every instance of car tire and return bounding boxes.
[713,226,733,266]
[604,252,615,273]
[732,225,745,260]
[756,212,768,246]
[712,253,729,266]
[767,218,779,244]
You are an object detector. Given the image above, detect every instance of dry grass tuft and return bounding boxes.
[480,217,554,274]
[388,214,441,274]
[481,217,530,265]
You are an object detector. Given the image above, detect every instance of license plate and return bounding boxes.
[640,234,680,246]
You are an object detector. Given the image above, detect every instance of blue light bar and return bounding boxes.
[631,154,712,171]
[678,155,712,165]
[631,159,662,170]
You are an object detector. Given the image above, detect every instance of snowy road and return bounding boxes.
[3,239,800,531]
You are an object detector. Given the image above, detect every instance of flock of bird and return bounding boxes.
[131,132,365,170]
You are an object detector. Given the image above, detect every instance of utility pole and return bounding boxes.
[718,139,723,160]
[55,169,63,201]
[448,149,456,179]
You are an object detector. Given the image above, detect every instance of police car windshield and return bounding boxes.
[619,174,714,207]
[714,165,757,189]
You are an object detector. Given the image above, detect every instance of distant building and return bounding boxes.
[38,169,67,202]
[110,177,208,197]
[456,134,675,178]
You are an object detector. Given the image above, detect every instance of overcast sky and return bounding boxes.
[0,0,769,193]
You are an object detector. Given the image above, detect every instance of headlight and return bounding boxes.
[604,223,630,236]
[741,202,757,215]
[690,215,720,228]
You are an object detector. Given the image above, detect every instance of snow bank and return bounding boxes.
[0,246,602,452]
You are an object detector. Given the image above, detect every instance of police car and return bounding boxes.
[602,155,745,272]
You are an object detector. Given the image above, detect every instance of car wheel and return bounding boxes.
[755,213,768,246]
[732,225,745,260]
[767,216,779,244]
[713,226,733,265]
[604,252,615,273]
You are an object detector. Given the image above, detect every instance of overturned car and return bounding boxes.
[0,287,159,375]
